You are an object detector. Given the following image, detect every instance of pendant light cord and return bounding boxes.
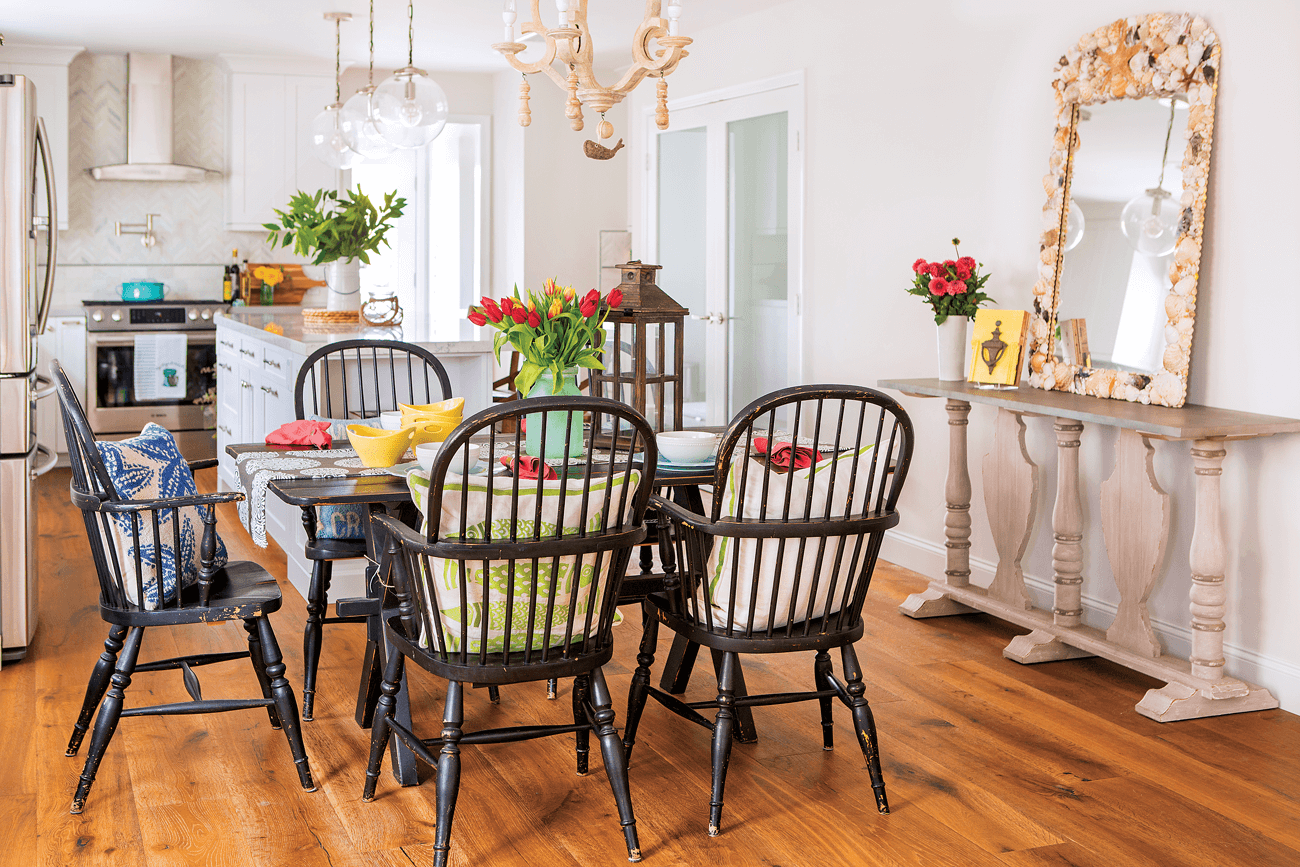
[1155,97,1176,190]
[368,0,375,86]
[334,15,342,103]
[407,0,415,67]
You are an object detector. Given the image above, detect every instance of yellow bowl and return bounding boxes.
[401,410,462,428]
[346,424,415,468]
[399,397,464,418]
[405,419,457,448]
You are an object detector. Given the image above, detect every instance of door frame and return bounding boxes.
[639,71,805,421]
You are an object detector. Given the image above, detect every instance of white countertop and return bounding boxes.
[216,307,493,356]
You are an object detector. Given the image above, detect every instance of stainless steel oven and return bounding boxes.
[83,300,228,458]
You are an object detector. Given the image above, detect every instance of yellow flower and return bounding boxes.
[563,285,575,301]
[547,296,563,319]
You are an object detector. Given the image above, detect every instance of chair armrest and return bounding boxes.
[187,458,219,472]
[98,490,245,514]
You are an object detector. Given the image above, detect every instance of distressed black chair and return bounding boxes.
[363,395,657,865]
[51,359,314,814]
[293,338,452,720]
[622,384,914,834]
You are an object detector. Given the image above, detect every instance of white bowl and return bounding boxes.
[657,430,719,464]
[380,410,404,431]
[417,441,484,475]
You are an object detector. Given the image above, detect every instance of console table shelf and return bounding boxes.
[879,378,1300,722]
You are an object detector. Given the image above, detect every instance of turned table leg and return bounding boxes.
[901,399,978,618]
[1188,438,1228,679]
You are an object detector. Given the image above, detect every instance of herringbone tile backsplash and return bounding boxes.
[53,53,309,309]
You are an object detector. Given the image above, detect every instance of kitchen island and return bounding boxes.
[215,307,493,599]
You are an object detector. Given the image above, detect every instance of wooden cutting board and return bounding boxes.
[245,263,326,305]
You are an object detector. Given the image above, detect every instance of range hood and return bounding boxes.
[89,53,217,182]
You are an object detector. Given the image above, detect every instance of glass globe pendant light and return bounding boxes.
[376,0,449,149]
[340,0,395,160]
[312,12,363,170]
[1063,199,1086,252]
[1120,98,1181,257]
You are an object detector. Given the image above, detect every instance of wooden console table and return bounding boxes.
[879,378,1300,722]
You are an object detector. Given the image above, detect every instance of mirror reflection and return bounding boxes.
[1056,97,1188,374]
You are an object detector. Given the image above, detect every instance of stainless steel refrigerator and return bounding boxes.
[1,73,59,663]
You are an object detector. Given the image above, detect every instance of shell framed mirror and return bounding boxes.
[1026,14,1219,408]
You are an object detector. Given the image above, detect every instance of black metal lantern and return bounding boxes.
[588,261,688,438]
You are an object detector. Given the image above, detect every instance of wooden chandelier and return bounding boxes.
[493,0,692,144]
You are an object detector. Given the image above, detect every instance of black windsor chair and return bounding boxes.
[362,395,658,865]
[621,384,914,834]
[51,359,314,814]
[293,338,452,720]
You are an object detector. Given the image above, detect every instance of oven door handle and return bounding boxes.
[88,332,216,348]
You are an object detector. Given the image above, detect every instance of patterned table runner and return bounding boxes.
[233,447,392,547]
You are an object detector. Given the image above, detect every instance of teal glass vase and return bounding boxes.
[524,368,583,459]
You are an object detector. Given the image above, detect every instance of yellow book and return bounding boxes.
[968,309,1030,386]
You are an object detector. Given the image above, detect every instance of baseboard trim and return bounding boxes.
[880,530,1300,715]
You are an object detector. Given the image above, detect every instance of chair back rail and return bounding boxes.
[52,359,233,613]
[669,384,913,642]
[379,396,657,677]
[294,339,453,421]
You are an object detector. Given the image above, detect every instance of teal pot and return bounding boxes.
[524,369,584,459]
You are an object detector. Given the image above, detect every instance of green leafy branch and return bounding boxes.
[262,186,406,265]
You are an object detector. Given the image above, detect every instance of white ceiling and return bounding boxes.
[3,1,784,73]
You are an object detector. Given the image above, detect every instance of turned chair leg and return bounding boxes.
[67,624,128,757]
[245,618,282,730]
[71,626,143,814]
[708,651,739,837]
[840,644,888,814]
[302,559,333,721]
[256,616,315,792]
[432,681,465,867]
[587,668,642,862]
[622,598,660,763]
[572,674,591,776]
[362,649,405,801]
[814,650,834,751]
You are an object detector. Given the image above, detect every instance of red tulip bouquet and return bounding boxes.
[468,278,623,395]
[906,238,994,324]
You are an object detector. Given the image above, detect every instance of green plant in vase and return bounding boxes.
[468,279,623,458]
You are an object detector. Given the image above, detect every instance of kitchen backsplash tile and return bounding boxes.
[56,52,302,303]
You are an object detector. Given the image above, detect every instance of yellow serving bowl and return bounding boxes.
[399,397,464,425]
[406,419,457,448]
[346,424,415,468]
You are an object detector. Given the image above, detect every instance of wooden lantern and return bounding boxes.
[589,261,688,437]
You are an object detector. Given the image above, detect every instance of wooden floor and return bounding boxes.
[5,468,1300,866]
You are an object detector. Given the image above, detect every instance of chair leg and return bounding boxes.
[708,651,739,837]
[587,668,642,863]
[66,624,127,757]
[432,681,465,867]
[71,625,143,814]
[840,644,888,814]
[244,618,282,730]
[302,558,333,721]
[572,674,591,776]
[814,650,834,751]
[255,616,315,793]
[487,684,501,704]
[621,598,660,763]
[362,649,405,801]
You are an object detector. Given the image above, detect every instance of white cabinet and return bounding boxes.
[221,57,337,231]
[215,327,304,492]
[0,45,82,230]
[36,315,87,457]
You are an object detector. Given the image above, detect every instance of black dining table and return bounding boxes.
[227,438,753,786]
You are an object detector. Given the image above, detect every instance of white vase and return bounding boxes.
[937,316,968,381]
[324,258,361,312]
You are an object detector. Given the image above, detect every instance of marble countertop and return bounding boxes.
[216,307,493,356]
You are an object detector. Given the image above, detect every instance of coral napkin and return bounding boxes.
[752,436,821,471]
[266,419,332,449]
[499,454,558,480]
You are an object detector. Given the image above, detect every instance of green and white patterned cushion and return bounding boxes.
[702,444,875,632]
[407,466,638,654]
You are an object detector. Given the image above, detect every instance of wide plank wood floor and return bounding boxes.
[5,467,1300,865]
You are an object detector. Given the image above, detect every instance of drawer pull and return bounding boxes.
[260,385,280,398]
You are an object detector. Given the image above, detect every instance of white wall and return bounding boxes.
[626,0,1300,712]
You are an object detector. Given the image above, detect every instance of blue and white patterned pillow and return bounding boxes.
[97,423,229,609]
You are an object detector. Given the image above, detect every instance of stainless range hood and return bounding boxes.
[89,53,217,182]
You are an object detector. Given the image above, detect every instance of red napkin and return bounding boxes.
[753,436,821,471]
[499,454,558,480]
[266,419,332,449]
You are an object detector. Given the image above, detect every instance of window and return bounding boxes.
[351,116,489,341]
